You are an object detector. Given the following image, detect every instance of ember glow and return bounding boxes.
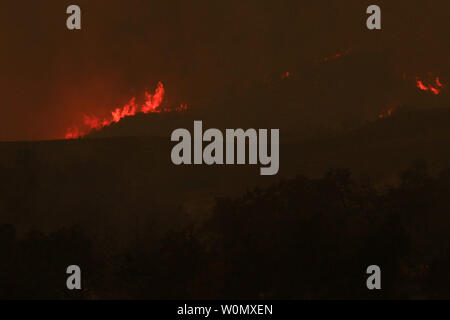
[416,76,444,95]
[281,71,292,79]
[65,82,187,139]
[323,49,351,62]
[378,107,395,119]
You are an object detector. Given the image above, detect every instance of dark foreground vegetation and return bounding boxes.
[1,160,450,299]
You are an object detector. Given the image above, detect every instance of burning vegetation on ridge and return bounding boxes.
[65,82,188,139]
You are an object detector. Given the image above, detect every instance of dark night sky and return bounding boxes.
[0,0,448,141]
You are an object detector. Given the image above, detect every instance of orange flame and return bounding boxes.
[323,49,351,62]
[141,81,165,113]
[378,107,395,119]
[65,82,187,139]
[65,126,80,139]
[416,76,444,95]
[281,71,292,79]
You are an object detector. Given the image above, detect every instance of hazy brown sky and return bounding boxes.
[0,0,448,141]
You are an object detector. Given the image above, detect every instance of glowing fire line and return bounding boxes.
[416,76,444,95]
[65,82,187,139]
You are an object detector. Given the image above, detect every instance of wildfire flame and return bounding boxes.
[378,74,446,120]
[65,82,187,139]
[378,107,395,119]
[416,76,444,95]
[281,71,292,79]
[141,81,165,113]
[323,49,351,62]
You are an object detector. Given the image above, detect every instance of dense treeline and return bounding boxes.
[1,161,450,299]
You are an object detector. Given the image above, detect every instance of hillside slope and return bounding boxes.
[2,107,450,235]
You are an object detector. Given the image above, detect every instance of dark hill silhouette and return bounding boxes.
[2,106,450,298]
[1,106,450,237]
[3,163,450,298]
[283,106,450,182]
